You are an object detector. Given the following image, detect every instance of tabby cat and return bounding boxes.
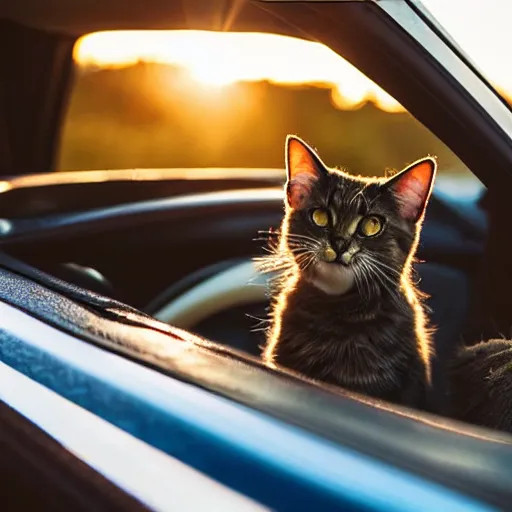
[261,135,436,408]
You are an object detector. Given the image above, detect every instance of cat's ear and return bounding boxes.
[386,157,437,223]
[285,135,326,209]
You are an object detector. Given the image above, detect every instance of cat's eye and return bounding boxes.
[311,209,329,227]
[359,215,383,237]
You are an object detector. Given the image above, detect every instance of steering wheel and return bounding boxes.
[151,259,271,330]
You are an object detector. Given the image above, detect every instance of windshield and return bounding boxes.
[418,0,512,105]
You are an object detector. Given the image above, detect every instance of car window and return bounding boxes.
[57,30,483,201]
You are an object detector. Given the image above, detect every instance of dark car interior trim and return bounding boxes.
[0,166,282,205]
[1,20,76,175]
[0,169,285,219]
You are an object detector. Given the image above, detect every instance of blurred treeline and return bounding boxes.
[58,61,466,176]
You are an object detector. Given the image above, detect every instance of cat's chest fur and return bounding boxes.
[265,280,427,403]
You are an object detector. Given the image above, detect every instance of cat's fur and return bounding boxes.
[261,135,436,408]
[448,339,512,432]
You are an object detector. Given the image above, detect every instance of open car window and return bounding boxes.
[58,29,484,203]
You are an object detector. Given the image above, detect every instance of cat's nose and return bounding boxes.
[333,238,349,254]
[339,251,354,266]
[340,245,360,266]
[333,239,358,266]
[332,241,349,266]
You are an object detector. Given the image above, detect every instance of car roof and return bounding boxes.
[0,0,322,36]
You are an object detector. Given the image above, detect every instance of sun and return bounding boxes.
[189,65,237,87]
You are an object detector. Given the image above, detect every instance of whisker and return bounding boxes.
[361,256,403,298]
[286,240,320,249]
[359,258,409,313]
[365,259,398,290]
[365,256,402,278]
[357,259,378,301]
[352,264,365,299]
[258,230,319,245]
[300,252,317,272]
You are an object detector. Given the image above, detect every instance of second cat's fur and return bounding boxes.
[448,339,512,432]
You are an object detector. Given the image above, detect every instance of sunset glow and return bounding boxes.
[74,0,512,116]
[74,30,405,113]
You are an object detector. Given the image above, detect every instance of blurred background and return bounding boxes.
[57,0,510,185]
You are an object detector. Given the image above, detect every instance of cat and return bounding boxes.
[448,339,512,432]
[260,135,436,409]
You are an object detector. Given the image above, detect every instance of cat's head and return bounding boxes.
[282,135,436,297]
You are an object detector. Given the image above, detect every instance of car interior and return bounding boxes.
[0,0,504,376]
[2,0,512,510]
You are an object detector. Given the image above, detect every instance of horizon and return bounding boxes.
[73,0,512,115]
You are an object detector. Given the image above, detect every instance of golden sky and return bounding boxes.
[75,31,404,112]
[74,1,510,113]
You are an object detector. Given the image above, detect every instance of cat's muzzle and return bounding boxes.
[320,244,359,266]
